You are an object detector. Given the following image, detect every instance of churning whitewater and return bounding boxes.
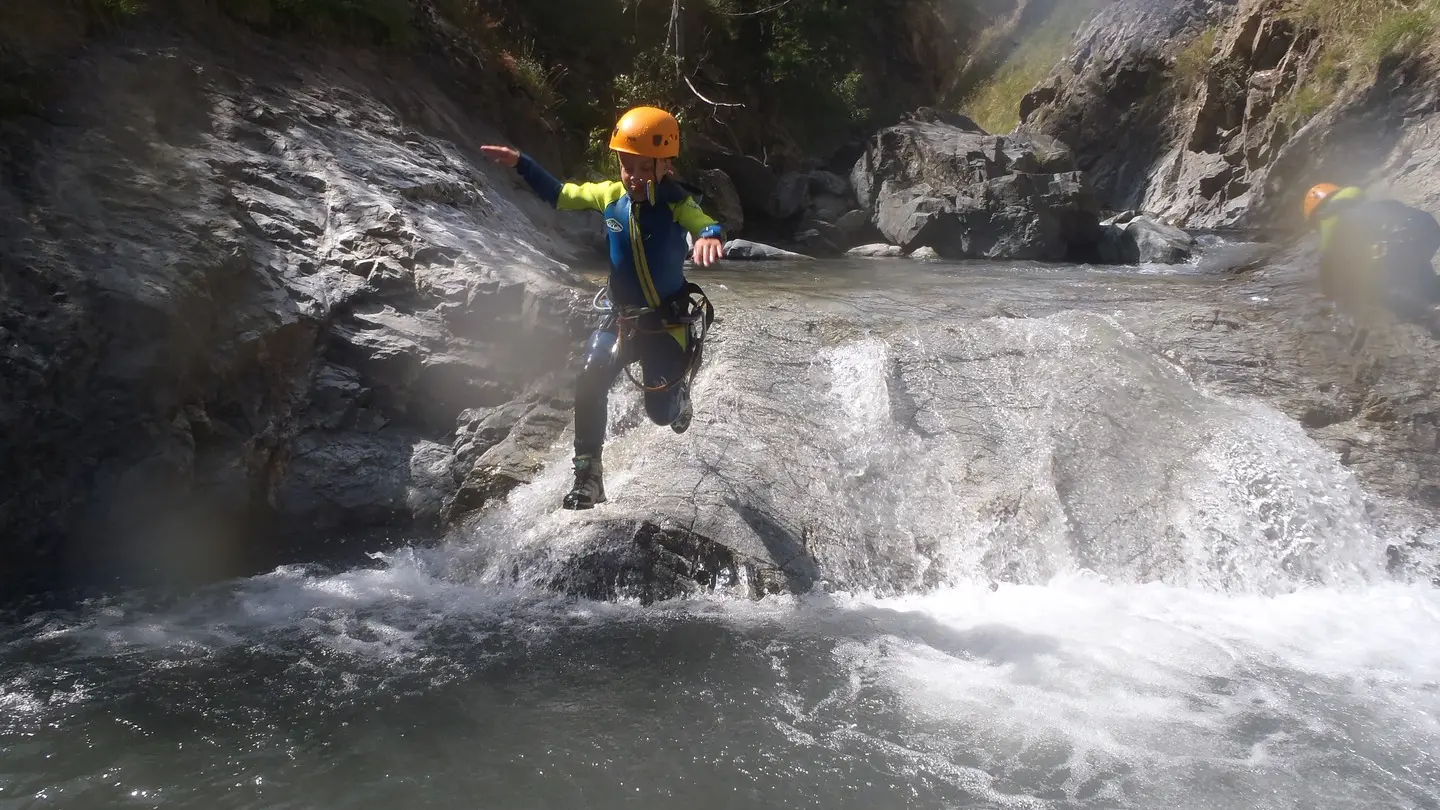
[2,258,1438,810]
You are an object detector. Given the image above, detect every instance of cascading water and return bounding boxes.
[2,258,1437,810]
[442,264,1386,597]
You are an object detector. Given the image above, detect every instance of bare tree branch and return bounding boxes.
[684,73,745,107]
[669,0,683,79]
[670,0,747,111]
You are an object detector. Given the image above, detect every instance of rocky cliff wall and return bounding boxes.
[1018,0,1440,232]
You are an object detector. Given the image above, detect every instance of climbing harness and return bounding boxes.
[591,284,715,393]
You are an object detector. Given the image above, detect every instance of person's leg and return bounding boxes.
[637,326,692,431]
[564,324,625,510]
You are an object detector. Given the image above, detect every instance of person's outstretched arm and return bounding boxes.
[480,145,623,212]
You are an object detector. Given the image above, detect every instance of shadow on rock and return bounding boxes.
[496,493,826,606]
[725,497,822,596]
[545,520,770,607]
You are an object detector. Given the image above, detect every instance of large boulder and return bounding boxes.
[848,243,905,258]
[1126,216,1196,263]
[806,192,854,224]
[721,239,814,261]
[1097,213,1197,263]
[870,173,1103,260]
[793,220,847,257]
[691,168,745,234]
[771,170,811,220]
[803,170,855,224]
[851,108,1100,259]
[808,169,851,198]
[834,208,883,246]
[686,133,780,226]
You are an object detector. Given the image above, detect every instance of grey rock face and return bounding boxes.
[0,25,589,592]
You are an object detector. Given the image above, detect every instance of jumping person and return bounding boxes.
[481,106,726,509]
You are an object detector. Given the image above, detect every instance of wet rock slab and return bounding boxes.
[0,21,590,592]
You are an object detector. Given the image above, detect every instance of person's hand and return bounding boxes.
[480,145,520,168]
[692,236,724,267]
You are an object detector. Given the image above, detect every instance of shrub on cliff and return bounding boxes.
[955,0,1112,134]
[1279,0,1439,125]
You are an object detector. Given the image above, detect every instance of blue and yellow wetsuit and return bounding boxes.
[515,154,723,309]
[1315,186,1440,325]
[513,153,724,458]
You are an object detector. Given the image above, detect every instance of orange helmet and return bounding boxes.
[608,106,680,159]
[1303,183,1341,221]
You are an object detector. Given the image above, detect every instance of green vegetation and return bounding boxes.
[1278,0,1440,125]
[1172,26,1217,95]
[961,62,1052,135]
[12,0,903,164]
[1363,2,1439,63]
[1283,0,1438,68]
[5,0,1098,172]
[1274,49,1343,126]
[498,0,911,167]
[1279,82,1337,123]
[956,0,1110,134]
[505,39,567,116]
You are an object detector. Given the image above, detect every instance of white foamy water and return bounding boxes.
[4,558,1437,809]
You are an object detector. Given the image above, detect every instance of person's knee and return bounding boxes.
[576,361,611,398]
[643,387,683,425]
[577,332,618,390]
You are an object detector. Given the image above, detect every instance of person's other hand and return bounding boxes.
[480,145,520,168]
[692,237,724,267]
